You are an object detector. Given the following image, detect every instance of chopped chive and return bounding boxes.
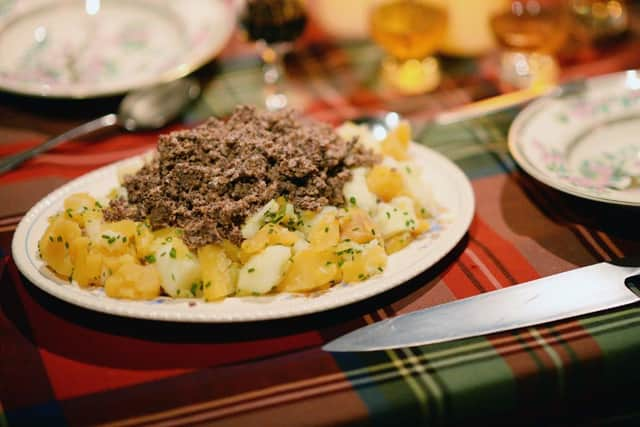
[248,267,255,273]
[349,196,356,205]
[385,212,391,219]
[144,254,156,263]
[95,201,103,208]
[169,247,177,259]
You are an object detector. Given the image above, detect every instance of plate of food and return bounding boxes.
[0,0,234,98]
[12,106,475,322]
[509,70,640,206]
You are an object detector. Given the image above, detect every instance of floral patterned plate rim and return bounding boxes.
[509,70,640,207]
[12,143,475,322]
[0,0,234,99]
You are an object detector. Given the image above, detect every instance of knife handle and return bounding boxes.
[608,255,640,268]
[625,274,640,297]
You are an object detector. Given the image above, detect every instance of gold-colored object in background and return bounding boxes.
[490,0,571,89]
[572,0,629,41]
[370,0,447,94]
[422,0,510,57]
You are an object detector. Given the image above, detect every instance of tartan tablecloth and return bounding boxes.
[3,10,640,427]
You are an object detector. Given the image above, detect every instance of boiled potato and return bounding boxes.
[366,165,407,202]
[279,248,339,292]
[339,207,379,244]
[308,211,340,250]
[342,167,378,215]
[101,253,139,283]
[68,237,103,287]
[385,231,413,254]
[337,240,387,283]
[237,245,291,295]
[153,238,201,298]
[134,222,155,259]
[199,244,237,300]
[241,199,279,239]
[373,196,419,238]
[396,161,439,218]
[63,193,101,227]
[97,220,137,256]
[105,263,161,300]
[381,120,411,161]
[336,122,381,153]
[39,216,82,278]
[240,223,299,261]
[221,240,242,263]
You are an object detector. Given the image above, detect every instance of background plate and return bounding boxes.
[509,70,640,206]
[0,0,234,98]
[12,143,475,322]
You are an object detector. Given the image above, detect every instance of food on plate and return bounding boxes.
[38,106,441,301]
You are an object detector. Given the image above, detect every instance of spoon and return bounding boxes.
[0,77,201,174]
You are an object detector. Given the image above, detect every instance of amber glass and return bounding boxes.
[490,0,570,88]
[369,0,447,94]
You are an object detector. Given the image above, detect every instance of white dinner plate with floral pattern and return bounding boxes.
[12,143,474,322]
[509,70,640,206]
[0,0,234,98]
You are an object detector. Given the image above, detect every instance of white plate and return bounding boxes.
[509,70,640,206]
[0,0,234,98]
[12,144,474,322]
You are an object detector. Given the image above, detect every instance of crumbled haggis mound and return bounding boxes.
[104,106,379,248]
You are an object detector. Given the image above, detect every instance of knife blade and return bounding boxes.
[432,78,586,126]
[323,259,640,352]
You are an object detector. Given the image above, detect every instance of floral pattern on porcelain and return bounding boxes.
[532,139,640,193]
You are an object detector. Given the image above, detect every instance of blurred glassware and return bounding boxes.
[571,0,629,42]
[369,0,447,94]
[490,0,571,89]
[307,0,373,40]
[422,0,510,57]
[241,0,307,110]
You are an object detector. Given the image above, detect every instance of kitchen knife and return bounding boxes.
[323,258,640,352]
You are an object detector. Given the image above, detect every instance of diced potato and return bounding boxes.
[307,210,340,250]
[241,199,279,239]
[336,122,381,153]
[337,240,387,283]
[63,193,100,227]
[366,165,407,202]
[237,245,291,295]
[381,120,411,161]
[343,167,378,215]
[385,231,413,254]
[96,220,138,256]
[101,253,139,283]
[83,210,103,242]
[221,240,242,263]
[69,237,103,287]
[105,263,161,300]
[134,222,155,259]
[339,207,379,244]
[292,235,311,254]
[296,210,317,234]
[240,224,299,260]
[38,216,82,278]
[397,161,439,218]
[373,196,419,238]
[199,244,237,300]
[279,248,339,292]
[153,238,201,298]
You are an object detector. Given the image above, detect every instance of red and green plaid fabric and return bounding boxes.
[3,14,640,426]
